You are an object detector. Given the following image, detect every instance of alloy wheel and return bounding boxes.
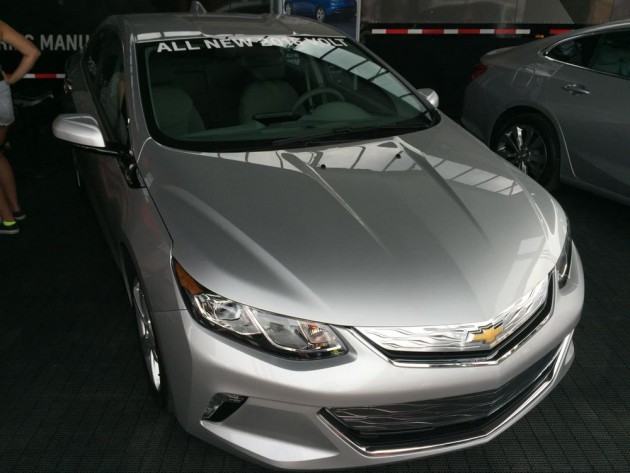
[495,124,548,182]
[316,6,325,22]
[133,279,161,392]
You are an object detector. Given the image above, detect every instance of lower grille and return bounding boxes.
[321,344,560,450]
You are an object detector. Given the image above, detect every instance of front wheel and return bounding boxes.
[132,277,169,408]
[315,6,326,22]
[492,113,560,190]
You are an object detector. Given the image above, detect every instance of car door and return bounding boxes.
[78,28,130,254]
[542,28,630,198]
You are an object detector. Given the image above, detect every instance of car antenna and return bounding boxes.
[190,1,207,15]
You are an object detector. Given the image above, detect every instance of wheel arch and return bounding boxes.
[491,106,558,147]
[487,104,573,190]
[491,104,573,182]
[119,239,174,410]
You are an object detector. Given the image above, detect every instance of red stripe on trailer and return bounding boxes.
[550,29,572,35]
[495,28,518,35]
[372,28,531,36]
[24,73,66,79]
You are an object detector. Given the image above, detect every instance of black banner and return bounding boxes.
[1,1,270,77]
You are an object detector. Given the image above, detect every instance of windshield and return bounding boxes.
[138,35,436,151]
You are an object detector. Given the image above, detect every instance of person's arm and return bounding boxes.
[0,21,41,85]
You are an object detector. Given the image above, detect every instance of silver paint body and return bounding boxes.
[57,12,583,470]
[461,19,630,205]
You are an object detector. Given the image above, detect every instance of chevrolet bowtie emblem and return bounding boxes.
[469,324,504,345]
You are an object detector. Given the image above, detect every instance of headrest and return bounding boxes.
[242,47,286,80]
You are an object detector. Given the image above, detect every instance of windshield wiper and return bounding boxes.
[272,121,428,148]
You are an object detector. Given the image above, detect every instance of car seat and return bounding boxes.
[239,48,298,122]
[151,85,204,137]
[590,35,630,77]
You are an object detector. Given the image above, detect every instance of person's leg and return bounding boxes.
[0,181,14,221]
[0,180,19,234]
[0,125,21,214]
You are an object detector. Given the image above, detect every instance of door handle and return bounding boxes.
[562,83,590,95]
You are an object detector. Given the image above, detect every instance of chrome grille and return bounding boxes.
[322,344,560,448]
[356,275,554,363]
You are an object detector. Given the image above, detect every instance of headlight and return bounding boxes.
[556,221,572,289]
[174,261,347,360]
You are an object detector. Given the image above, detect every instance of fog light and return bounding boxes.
[201,393,247,422]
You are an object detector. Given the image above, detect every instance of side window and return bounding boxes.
[589,30,630,78]
[84,29,127,142]
[547,35,601,67]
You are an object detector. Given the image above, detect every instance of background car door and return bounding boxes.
[542,29,630,198]
[79,28,129,254]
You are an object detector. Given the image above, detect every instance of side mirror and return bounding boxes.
[417,88,439,109]
[52,114,106,148]
[53,113,143,188]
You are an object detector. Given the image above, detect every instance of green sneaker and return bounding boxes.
[0,221,19,234]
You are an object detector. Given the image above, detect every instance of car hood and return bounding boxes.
[140,115,568,327]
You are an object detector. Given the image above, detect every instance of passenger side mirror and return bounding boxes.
[417,88,439,109]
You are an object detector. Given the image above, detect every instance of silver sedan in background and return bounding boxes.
[462,20,630,204]
[53,5,583,470]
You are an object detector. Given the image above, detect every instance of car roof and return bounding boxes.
[103,12,344,43]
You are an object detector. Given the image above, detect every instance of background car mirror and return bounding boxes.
[52,114,106,149]
[417,88,439,109]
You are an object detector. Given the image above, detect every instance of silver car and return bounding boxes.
[53,6,583,470]
[462,20,630,204]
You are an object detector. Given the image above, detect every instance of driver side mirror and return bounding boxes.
[52,113,143,188]
[417,88,439,109]
[52,114,107,148]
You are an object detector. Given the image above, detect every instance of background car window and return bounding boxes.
[547,35,599,67]
[589,30,630,78]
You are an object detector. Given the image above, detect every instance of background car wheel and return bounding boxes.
[132,276,171,410]
[315,6,326,22]
[492,113,560,190]
[284,2,292,15]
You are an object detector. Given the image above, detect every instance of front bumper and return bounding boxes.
[156,247,583,470]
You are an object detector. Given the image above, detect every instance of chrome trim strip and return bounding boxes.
[351,278,556,368]
[318,331,573,457]
[356,277,549,354]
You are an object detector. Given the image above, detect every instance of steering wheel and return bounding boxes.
[292,87,345,114]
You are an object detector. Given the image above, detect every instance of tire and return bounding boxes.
[315,6,326,22]
[492,113,560,190]
[132,276,171,410]
[284,2,292,15]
